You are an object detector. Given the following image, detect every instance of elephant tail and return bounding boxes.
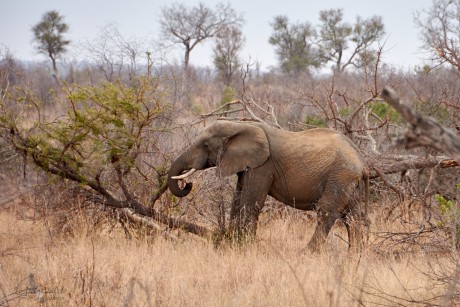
[362,168,370,227]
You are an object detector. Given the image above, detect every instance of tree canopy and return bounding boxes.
[415,0,460,72]
[269,15,319,74]
[213,25,245,86]
[317,9,385,73]
[269,9,385,74]
[32,10,70,78]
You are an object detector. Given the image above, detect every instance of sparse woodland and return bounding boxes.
[1,1,460,306]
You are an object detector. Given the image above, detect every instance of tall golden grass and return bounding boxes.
[0,208,448,306]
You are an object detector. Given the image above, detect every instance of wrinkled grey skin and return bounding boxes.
[168,120,369,251]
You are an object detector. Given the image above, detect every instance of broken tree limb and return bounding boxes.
[368,155,459,179]
[80,188,212,238]
[381,87,460,162]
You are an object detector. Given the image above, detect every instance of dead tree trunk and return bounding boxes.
[381,87,460,162]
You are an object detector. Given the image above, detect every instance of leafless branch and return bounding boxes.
[198,98,281,129]
[370,165,404,200]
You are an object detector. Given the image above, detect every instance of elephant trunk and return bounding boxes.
[167,154,193,197]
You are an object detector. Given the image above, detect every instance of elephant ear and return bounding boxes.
[219,123,270,176]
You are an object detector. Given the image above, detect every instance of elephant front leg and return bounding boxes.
[229,171,268,241]
[229,173,243,230]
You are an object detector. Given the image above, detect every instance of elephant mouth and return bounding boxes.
[171,168,197,191]
[169,166,217,194]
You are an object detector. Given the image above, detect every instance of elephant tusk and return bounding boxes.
[171,168,197,180]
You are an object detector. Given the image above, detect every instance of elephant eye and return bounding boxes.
[203,143,210,149]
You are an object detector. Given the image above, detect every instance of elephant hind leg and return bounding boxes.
[343,216,361,251]
[339,182,368,252]
[307,182,357,252]
[307,210,340,252]
[343,200,367,252]
[229,173,243,229]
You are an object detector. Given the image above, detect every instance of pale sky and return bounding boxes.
[1,0,434,71]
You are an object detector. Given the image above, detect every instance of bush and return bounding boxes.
[304,115,326,128]
[435,183,460,249]
[220,86,236,105]
[0,74,174,234]
[415,101,452,126]
[369,101,401,123]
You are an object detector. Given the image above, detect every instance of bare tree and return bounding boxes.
[213,25,245,86]
[32,10,70,80]
[317,9,385,73]
[82,24,147,81]
[159,2,243,73]
[415,0,460,72]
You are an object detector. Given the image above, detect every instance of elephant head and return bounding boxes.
[167,121,270,197]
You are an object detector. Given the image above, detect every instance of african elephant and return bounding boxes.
[168,120,369,251]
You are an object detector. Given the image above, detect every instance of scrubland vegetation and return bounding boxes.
[1,1,460,305]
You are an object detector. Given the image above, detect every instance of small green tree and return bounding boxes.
[269,15,320,74]
[304,114,326,128]
[0,74,208,236]
[220,86,236,105]
[369,102,401,123]
[435,183,460,250]
[32,10,70,80]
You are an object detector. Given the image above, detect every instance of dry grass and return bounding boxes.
[0,208,450,306]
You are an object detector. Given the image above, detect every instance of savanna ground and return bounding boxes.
[0,203,450,307]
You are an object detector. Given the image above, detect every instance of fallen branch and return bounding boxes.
[369,155,458,179]
[82,189,212,238]
[120,208,180,241]
[381,87,460,162]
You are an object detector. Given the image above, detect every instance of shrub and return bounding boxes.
[435,183,460,249]
[369,101,401,123]
[415,101,452,126]
[304,115,326,128]
[220,86,236,105]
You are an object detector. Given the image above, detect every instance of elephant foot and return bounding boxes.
[228,226,256,244]
[306,238,325,253]
[212,226,255,248]
[306,224,330,253]
[344,216,367,253]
